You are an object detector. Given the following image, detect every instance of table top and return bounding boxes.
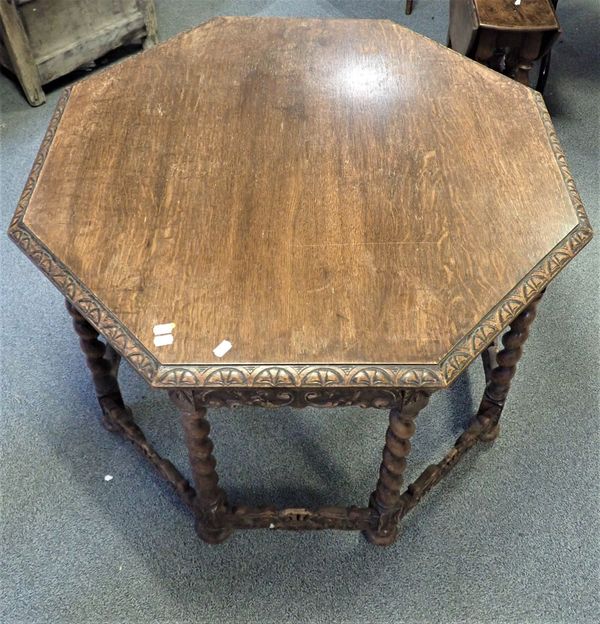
[9,17,591,389]
[473,0,559,31]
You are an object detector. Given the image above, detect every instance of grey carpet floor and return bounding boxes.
[1,1,599,623]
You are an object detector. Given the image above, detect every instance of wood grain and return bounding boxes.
[474,0,558,30]
[14,17,589,378]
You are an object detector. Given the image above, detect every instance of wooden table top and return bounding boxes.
[474,0,559,31]
[9,17,591,389]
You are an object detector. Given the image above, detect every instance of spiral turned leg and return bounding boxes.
[365,391,431,546]
[169,390,232,544]
[476,294,543,442]
[65,299,125,432]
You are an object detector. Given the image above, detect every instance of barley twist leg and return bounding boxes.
[365,391,431,546]
[169,390,232,544]
[476,294,543,442]
[65,299,125,431]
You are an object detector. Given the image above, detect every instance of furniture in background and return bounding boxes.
[9,17,592,546]
[536,0,559,92]
[448,0,560,91]
[0,0,158,106]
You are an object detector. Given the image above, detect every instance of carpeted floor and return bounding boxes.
[1,2,598,623]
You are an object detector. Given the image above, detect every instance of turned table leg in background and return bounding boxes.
[66,299,126,432]
[66,299,196,507]
[169,390,233,544]
[475,293,543,442]
[365,391,432,546]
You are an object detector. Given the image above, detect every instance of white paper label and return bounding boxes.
[213,340,232,357]
[153,322,176,336]
[153,334,174,347]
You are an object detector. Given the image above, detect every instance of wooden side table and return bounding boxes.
[8,18,592,546]
[0,0,158,106]
[448,0,560,90]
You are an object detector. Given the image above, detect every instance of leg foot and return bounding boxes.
[195,520,233,544]
[364,524,399,546]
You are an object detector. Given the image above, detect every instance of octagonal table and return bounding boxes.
[8,17,592,545]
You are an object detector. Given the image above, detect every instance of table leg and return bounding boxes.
[66,299,196,506]
[536,50,552,93]
[475,293,543,442]
[66,300,126,431]
[481,338,498,384]
[169,390,233,544]
[364,391,431,546]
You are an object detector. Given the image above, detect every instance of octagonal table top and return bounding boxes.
[9,17,591,389]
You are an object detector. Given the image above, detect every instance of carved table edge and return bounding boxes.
[7,81,593,392]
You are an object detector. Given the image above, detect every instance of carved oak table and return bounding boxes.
[8,17,592,546]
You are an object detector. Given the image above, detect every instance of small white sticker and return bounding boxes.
[213,340,232,357]
[269,523,275,529]
[104,475,113,482]
[514,0,521,6]
[153,322,176,336]
[154,334,174,347]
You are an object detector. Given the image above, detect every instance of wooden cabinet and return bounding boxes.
[448,0,560,90]
[0,0,158,105]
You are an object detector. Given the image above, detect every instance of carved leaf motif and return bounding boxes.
[397,369,438,387]
[471,322,499,352]
[196,389,295,408]
[349,368,393,386]
[300,368,344,387]
[168,388,196,412]
[204,367,247,386]
[158,367,200,386]
[252,367,294,386]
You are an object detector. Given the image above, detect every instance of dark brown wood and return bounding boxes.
[535,1,559,92]
[475,292,543,441]
[481,338,498,384]
[63,294,556,546]
[365,391,431,545]
[449,0,560,89]
[229,506,377,531]
[190,387,408,409]
[169,390,232,544]
[65,299,125,427]
[66,299,196,507]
